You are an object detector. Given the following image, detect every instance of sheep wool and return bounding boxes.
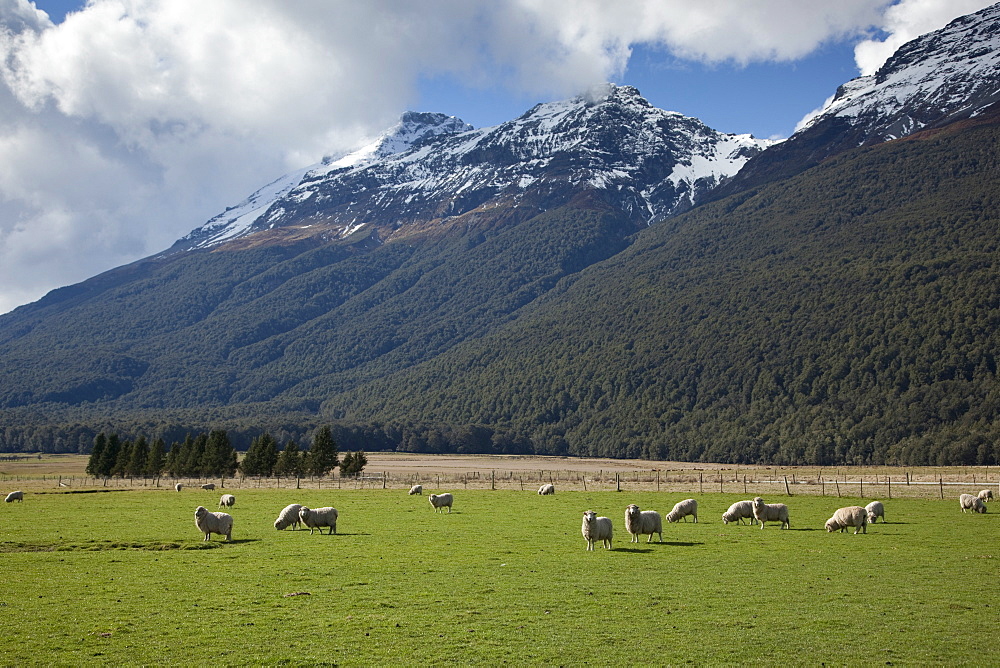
[978,489,994,503]
[201,483,216,491]
[538,484,555,495]
[865,501,885,524]
[666,498,698,523]
[581,510,613,550]
[429,493,453,513]
[274,503,304,530]
[5,490,24,503]
[298,506,338,535]
[825,506,868,534]
[409,485,423,495]
[174,483,183,492]
[960,494,987,514]
[194,506,233,541]
[625,504,662,542]
[218,494,236,509]
[722,500,758,526]
[752,497,790,529]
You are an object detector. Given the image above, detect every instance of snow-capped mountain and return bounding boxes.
[173,84,772,252]
[716,2,1000,196]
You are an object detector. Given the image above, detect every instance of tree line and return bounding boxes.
[84,425,366,479]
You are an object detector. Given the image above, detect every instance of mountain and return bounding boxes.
[712,1,1000,197]
[2,5,1000,465]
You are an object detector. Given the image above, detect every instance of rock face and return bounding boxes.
[172,84,772,253]
[712,2,1000,196]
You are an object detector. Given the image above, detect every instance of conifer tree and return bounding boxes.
[306,426,339,477]
[97,433,121,478]
[339,450,368,477]
[112,439,133,478]
[146,438,166,478]
[241,432,278,476]
[200,430,237,476]
[274,440,304,478]
[86,432,107,477]
[127,435,149,477]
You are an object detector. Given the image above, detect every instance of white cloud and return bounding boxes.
[854,0,997,75]
[0,0,982,314]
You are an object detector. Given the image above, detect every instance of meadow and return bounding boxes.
[1,482,998,666]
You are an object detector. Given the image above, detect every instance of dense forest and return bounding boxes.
[2,117,1000,466]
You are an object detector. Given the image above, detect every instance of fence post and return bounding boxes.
[616,472,620,492]
[699,473,703,494]
[582,476,587,491]
[887,476,891,500]
[719,472,723,494]
[784,475,791,496]
[939,478,944,499]
[491,470,495,491]
[860,477,863,498]
[835,479,841,497]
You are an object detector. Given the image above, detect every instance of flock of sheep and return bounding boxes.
[4,483,995,545]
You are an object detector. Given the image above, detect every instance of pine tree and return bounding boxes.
[112,439,133,478]
[127,436,148,477]
[97,433,121,478]
[200,430,237,476]
[86,433,107,477]
[274,440,304,478]
[339,450,368,477]
[306,426,339,477]
[241,432,278,476]
[146,438,166,478]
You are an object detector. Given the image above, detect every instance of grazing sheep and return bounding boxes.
[865,501,885,524]
[582,510,613,550]
[429,493,453,513]
[274,503,304,530]
[722,500,758,526]
[538,484,555,495]
[174,483,183,492]
[201,483,216,491]
[978,489,994,503]
[218,494,235,509]
[5,490,24,503]
[194,506,233,541]
[409,485,423,495]
[960,494,987,514]
[825,506,868,534]
[625,504,662,543]
[752,497,790,529]
[298,506,338,535]
[666,498,698,523]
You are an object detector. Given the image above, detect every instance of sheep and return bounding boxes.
[752,497,790,529]
[722,500,758,526]
[960,494,987,514]
[825,506,868,534]
[865,500,885,524]
[625,504,662,543]
[298,506,338,535]
[538,484,555,495]
[582,510,613,550]
[5,490,24,503]
[429,493,453,513]
[274,503,304,530]
[666,498,698,523]
[218,494,235,509]
[174,483,183,492]
[201,483,216,491]
[194,505,233,541]
[978,489,994,503]
[409,484,423,495]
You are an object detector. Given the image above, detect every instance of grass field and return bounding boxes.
[1,485,998,666]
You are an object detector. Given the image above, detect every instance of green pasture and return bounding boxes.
[1,487,997,665]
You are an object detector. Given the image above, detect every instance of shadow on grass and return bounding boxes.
[612,547,654,553]
[661,541,702,547]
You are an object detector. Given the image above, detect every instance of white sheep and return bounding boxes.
[825,506,868,534]
[538,484,555,495]
[666,498,698,523]
[201,483,216,491]
[625,504,662,543]
[429,493,453,513]
[978,489,993,503]
[960,494,987,514]
[298,506,338,534]
[582,510,613,550]
[274,503,304,530]
[721,500,758,525]
[409,484,423,495]
[752,497,790,529]
[194,505,233,541]
[174,483,183,492]
[865,500,885,524]
[5,490,24,503]
[218,494,235,509]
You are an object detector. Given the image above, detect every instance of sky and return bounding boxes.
[0,0,995,315]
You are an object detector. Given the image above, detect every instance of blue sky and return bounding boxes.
[0,0,995,315]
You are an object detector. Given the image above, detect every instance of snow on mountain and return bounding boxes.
[174,85,772,252]
[799,2,1000,141]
